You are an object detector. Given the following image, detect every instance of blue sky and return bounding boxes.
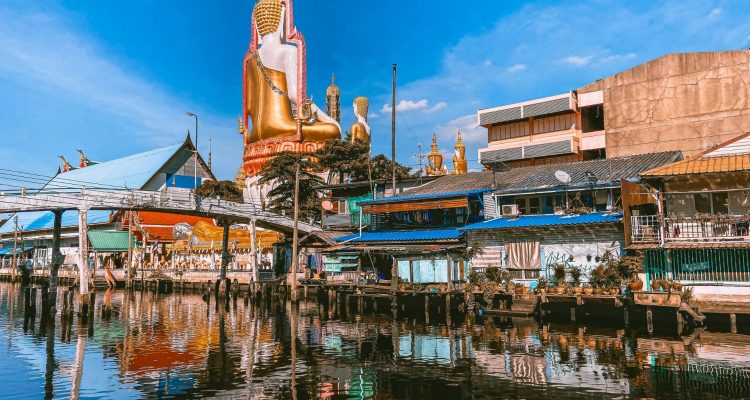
[1,0,749,180]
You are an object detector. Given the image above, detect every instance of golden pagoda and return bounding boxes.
[326,73,341,124]
[425,133,447,176]
[452,131,467,174]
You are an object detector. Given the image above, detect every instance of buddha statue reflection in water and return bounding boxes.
[243,0,341,144]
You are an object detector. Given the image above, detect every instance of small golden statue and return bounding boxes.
[350,96,371,144]
[425,133,447,176]
[452,131,467,174]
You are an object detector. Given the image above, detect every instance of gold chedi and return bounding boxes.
[425,133,447,176]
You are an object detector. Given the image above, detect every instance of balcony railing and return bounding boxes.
[631,215,750,244]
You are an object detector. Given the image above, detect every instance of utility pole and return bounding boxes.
[391,63,397,197]
[186,112,199,190]
[126,211,133,288]
[12,215,18,280]
[413,143,426,183]
[290,158,305,302]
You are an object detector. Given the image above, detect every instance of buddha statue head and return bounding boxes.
[354,97,369,120]
[253,0,284,37]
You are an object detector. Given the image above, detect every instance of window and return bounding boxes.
[712,192,729,214]
[338,200,348,215]
[490,121,529,141]
[533,113,577,135]
[515,198,527,214]
[694,193,711,213]
[528,197,541,214]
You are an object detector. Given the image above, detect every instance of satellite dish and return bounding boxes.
[322,200,334,211]
[554,170,571,184]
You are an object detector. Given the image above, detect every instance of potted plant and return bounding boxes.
[618,256,644,291]
[583,283,593,295]
[536,276,548,294]
[591,264,606,295]
[569,265,583,294]
[553,263,566,294]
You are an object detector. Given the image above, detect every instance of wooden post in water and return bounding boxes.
[219,221,231,297]
[646,306,654,334]
[48,210,63,314]
[424,295,430,325]
[77,209,90,300]
[730,313,737,334]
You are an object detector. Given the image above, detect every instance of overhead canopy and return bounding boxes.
[88,230,136,252]
[460,212,622,231]
[336,229,463,244]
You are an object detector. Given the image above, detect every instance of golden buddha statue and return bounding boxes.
[350,96,371,144]
[452,131,468,174]
[241,0,341,176]
[425,133,447,176]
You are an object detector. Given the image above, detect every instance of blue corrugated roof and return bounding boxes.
[336,228,463,243]
[43,142,185,191]
[0,210,113,234]
[358,189,491,206]
[460,212,623,231]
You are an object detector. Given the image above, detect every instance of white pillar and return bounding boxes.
[78,209,90,295]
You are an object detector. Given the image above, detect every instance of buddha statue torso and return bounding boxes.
[349,96,371,144]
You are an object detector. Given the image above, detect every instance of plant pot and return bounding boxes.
[538,288,546,295]
[593,287,602,295]
[629,279,644,291]
[650,280,663,292]
[555,287,565,295]
[672,282,683,291]
[609,288,619,295]
[573,287,583,295]
[583,287,593,295]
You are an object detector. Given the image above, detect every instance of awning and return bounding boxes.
[460,212,623,231]
[88,231,136,252]
[336,229,463,244]
[324,243,464,254]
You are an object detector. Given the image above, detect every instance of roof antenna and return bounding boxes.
[413,142,426,184]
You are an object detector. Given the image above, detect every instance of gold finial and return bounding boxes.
[353,96,369,120]
[58,155,72,173]
[326,73,340,96]
[76,149,90,168]
[254,0,283,37]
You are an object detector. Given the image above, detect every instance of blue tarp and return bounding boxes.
[460,212,623,231]
[336,229,463,243]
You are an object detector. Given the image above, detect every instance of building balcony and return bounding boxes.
[630,215,750,245]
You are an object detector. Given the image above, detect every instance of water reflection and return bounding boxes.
[0,282,749,399]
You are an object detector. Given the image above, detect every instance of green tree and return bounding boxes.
[257,152,323,222]
[197,180,244,202]
[315,139,415,183]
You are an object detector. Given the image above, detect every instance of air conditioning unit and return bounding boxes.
[501,204,519,217]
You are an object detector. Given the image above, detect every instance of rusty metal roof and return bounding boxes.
[640,154,750,176]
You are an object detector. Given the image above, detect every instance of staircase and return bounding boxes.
[92,270,110,290]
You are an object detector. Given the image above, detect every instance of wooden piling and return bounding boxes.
[646,306,654,334]
[730,313,737,334]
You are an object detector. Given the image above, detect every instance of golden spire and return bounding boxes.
[425,133,446,176]
[326,73,339,96]
[58,155,72,173]
[453,131,467,174]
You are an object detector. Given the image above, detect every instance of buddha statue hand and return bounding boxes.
[298,98,315,125]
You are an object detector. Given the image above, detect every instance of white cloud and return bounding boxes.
[425,102,447,114]
[368,112,380,119]
[599,52,637,64]
[381,99,442,113]
[561,55,594,67]
[506,63,527,73]
[708,7,722,17]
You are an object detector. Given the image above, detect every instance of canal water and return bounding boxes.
[1,283,749,399]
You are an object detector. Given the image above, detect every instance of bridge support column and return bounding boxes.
[48,210,64,314]
[218,221,230,298]
[78,209,90,298]
[249,219,259,296]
